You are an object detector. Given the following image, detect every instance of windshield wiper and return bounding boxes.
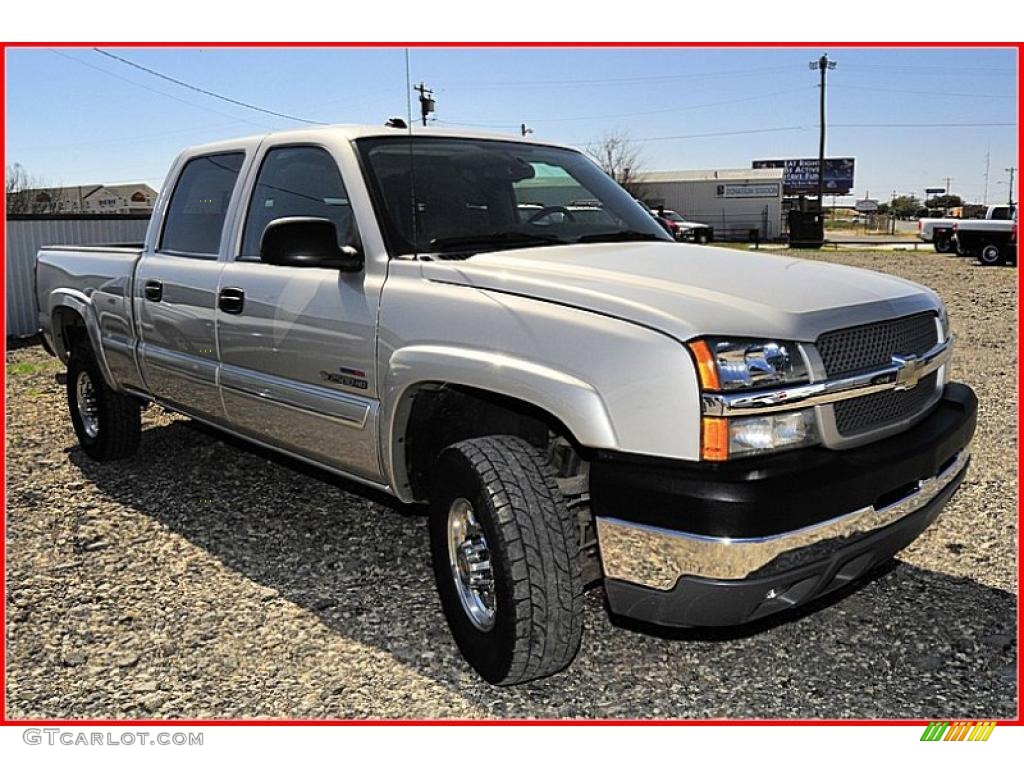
[574,230,666,244]
[429,231,568,254]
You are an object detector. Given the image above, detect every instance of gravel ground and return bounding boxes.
[5,249,1017,720]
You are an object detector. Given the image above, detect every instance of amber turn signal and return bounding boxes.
[688,339,720,391]
[701,417,729,461]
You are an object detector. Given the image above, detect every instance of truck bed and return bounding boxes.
[35,244,145,389]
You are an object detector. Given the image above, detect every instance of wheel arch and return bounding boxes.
[381,345,616,502]
[47,291,118,389]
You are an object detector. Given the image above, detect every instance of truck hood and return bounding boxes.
[420,242,941,342]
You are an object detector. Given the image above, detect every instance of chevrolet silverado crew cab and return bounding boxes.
[36,125,977,685]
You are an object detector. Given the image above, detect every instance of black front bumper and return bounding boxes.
[595,382,977,628]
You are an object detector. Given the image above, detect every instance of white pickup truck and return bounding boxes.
[35,125,977,685]
[953,207,1017,266]
[918,204,1015,253]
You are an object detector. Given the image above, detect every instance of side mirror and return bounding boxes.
[260,216,363,272]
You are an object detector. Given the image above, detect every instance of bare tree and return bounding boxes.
[6,162,33,214]
[585,131,645,198]
[6,163,66,214]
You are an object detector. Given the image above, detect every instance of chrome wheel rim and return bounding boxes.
[75,370,100,439]
[446,498,496,631]
[981,245,1000,263]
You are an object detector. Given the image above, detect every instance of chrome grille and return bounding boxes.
[834,372,939,436]
[817,312,938,377]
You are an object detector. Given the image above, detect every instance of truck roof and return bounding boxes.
[183,123,577,156]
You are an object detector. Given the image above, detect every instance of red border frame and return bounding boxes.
[0,40,1020,728]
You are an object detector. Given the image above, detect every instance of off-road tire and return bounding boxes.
[429,435,584,685]
[67,343,141,461]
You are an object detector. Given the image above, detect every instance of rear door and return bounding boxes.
[214,142,383,481]
[135,150,247,420]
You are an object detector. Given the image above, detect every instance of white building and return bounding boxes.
[633,168,785,241]
[14,183,157,215]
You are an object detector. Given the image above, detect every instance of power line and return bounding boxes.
[840,63,1015,75]
[436,87,811,128]
[439,65,796,90]
[830,121,1015,128]
[11,117,247,153]
[605,126,805,144]
[48,49,269,129]
[92,48,327,125]
[830,84,1013,100]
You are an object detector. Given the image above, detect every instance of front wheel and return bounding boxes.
[979,242,1005,266]
[67,344,141,461]
[429,435,584,685]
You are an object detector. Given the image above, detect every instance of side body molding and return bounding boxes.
[381,344,618,502]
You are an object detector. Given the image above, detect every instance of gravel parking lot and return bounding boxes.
[5,249,1017,720]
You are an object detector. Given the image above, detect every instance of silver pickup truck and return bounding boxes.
[36,125,977,685]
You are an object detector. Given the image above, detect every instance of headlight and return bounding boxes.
[689,337,819,461]
[692,337,809,391]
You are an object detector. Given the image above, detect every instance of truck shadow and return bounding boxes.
[68,416,1017,719]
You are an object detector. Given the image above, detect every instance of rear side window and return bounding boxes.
[160,152,245,256]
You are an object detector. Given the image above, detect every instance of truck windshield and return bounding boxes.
[355,136,671,257]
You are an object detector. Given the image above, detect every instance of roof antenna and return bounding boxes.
[405,48,419,260]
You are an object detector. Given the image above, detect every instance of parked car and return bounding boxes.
[36,125,977,685]
[953,209,1017,266]
[918,204,1014,253]
[655,208,714,244]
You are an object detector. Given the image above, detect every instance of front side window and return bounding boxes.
[240,145,357,261]
[356,137,670,257]
[160,152,244,256]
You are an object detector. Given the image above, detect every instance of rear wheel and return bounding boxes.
[933,234,954,253]
[979,242,1005,266]
[67,344,141,461]
[429,435,583,685]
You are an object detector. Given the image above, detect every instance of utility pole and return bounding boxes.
[414,82,435,127]
[942,176,953,215]
[809,53,837,220]
[1006,167,1017,206]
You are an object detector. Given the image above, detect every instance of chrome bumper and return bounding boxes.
[596,449,969,589]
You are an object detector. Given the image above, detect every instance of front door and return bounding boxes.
[215,144,382,480]
[135,151,246,420]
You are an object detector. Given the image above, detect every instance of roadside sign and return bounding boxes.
[716,183,780,198]
[855,199,880,212]
[925,187,946,194]
[752,158,855,195]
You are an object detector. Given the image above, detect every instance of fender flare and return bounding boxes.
[46,289,119,390]
[380,344,618,502]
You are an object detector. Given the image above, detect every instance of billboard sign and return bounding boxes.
[716,182,781,198]
[854,199,879,212]
[752,158,855,195]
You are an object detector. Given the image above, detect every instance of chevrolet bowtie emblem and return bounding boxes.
[892,354,925,390]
